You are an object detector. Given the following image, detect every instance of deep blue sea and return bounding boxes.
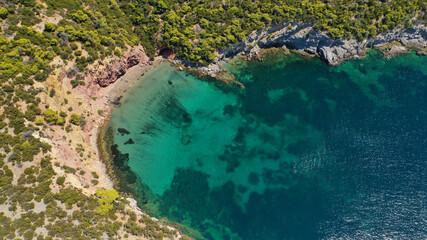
[107,51,426,239]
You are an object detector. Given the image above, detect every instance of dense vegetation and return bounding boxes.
[0,0,424,238]
[2,0,423,68]
[0,0,181,238]
[0,157,177,239]
[121,0,425,63]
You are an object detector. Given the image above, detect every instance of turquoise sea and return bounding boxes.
[107,51,427,239]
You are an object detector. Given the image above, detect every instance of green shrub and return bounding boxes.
[71,10,88,23]
[35,118,44,125]
[70,43,78,50]
[2,85,14,92]
[0,121,7,129]
[70,80,85,88]
[56,176,65,186]
[43,109,65,125]
[95,189,119,215]
[0,8,9,19]
[91,171,99,179]
[56,188,84,206]
[44,23,56,32]
[49,89,55,97]
[69,113,81,125]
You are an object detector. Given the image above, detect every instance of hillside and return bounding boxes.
[0,0,425,239]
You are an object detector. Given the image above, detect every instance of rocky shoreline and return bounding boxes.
[82,23,426,239]
[90,23,427,189]
[90,23,427,180]
[91,23,426,88]
[194,22,426,76]
[85,45,153,88]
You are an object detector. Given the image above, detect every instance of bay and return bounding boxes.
[107,51,427,239]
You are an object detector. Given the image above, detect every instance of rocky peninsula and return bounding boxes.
[194,22,426,77]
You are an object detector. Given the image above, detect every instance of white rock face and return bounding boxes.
[201,23,426,73]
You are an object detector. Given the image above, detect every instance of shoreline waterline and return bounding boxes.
[96,60,168,189]
[190,22,426,78]
[97,48,420,200]
[97,50,426,239]
[96,61,207,238]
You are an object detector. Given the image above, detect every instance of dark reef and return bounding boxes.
[118,128,130,136]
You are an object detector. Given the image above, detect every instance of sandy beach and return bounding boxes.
[39,48,167,194]
[94,58,168,188]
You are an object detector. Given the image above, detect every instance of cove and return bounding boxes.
[106,51,427,239]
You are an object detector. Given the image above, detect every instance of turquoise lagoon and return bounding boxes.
[107,51,427,239]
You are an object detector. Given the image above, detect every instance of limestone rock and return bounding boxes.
[201,23,426,74]
[384,45,411,58]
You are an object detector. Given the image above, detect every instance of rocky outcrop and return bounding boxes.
[383,44,412,58]
[94,45,151,87]
[199,23,426,75]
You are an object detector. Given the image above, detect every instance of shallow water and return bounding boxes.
[108,51,427,239]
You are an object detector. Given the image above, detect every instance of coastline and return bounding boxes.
[172,22,426,78]
[3,0,424,237]
[94,60,196,238]
[41,56,154,192]
[91,22,427,200]
[37,44,186,237]
[94,58,167,189]
[105,46,427,240]
[50,23,425,238]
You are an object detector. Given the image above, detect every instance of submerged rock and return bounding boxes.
[124,171,137,184]
[110,144,130,169]
[118,128,130,136]
[124,138,134,145]
[181,135,191,145]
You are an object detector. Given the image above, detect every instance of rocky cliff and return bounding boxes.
[91,24,426,83]
[93,45,151,87]
[199,23,426,75]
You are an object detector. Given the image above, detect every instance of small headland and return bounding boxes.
[171,22,426,86]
